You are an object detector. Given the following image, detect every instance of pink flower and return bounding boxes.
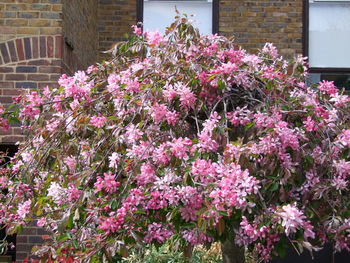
[98,216,121,234]
[68,184,81,201]
[175,83,196,110]
[151,103,167,123]
[144,223,173,243]
[145,31,165,46]
[37,217,47,227]
[94,172,120,193]
[108,152,119,169]
[169,137,192,159]
[180,207,197,222]
[153,143,171,165]
[303,116,317,132]
[125,78,141,93]
[198,132,218,152]
[330,93,349,107]
[47,182,65,204]
[262,66,281,79]
[191,159,216,184]
[165,110,179,126]
[243,54,262,70]
[262,43,278,59]
[64,156,77,171]
[182,229,213,245]
[17,200,31,219]
[47,120,60,132]
[334,159,350,176]
[90,116,107,128]
[107,73,120,94]
[0,176,8,188]
[276,204,314,239]
[163,82,177,102]
[135,162,156,186]
[86,65,98,74]
[337,129,350,148]
[318,80,337,95]
[132,24,142,36]
[124,124,143,144]
[20,105,40,119]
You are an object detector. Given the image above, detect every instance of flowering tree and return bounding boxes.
[0,16,349,262]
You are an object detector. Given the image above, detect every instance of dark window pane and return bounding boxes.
[321,74,350,91]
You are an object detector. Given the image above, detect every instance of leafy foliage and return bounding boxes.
[0,15,349,262]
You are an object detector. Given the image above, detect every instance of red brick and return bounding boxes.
[32,37,39,59]
[0,128,12,135]
[50,74,60,81]
[16,235,28,243]
[16,38,25,61]
[0,82,14,89]
[5,74,26,81]
[27,59,49,66]
[47,36,53,58]
[0,43,10,64]
[0,67,14,73]
[0,26,15,34]
[0,96,14,103]
[38,66,61,73]
[27,74,50,81]
[20,227,37,236]
[8,40,18,62]
[23,37,32,60]
[55,35,63,58]
[3,89,21,96]
[52,60,62,66]
[39,36,46,58]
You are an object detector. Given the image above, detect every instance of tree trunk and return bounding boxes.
[183,244,193,263]
[221,240,245,263]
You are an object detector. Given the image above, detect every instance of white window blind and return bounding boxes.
[309,1,350,68]
[143,0,213,35]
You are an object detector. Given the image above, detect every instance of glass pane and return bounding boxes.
[321,74,350,91]
[308,73,350,91]
[144,1,212,35]
[309,3,350,68]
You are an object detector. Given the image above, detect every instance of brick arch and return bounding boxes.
[0,35,63,66]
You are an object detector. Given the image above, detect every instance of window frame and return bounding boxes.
[136,0,219,35]
[303,0,350,73]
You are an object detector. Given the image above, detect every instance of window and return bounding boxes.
[137,0,219,35]
[305,0,350,90]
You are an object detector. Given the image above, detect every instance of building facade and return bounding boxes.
[0,0,348,262]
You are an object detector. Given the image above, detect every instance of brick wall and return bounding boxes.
[97,0,137,61]
[0,0,62,42]
[15,221,48,263]
[0,2,64,261]
[95,0,303,60]
[62,0,98,73]
[0,0,64,144]
[0,35,63,144]
[219,0,303,58]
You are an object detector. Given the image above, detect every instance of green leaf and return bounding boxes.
[270,182,279,192]
[218,80,226,90]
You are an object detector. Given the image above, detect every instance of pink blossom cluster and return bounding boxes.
[144,223,173,243]
[94,172,120,194]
